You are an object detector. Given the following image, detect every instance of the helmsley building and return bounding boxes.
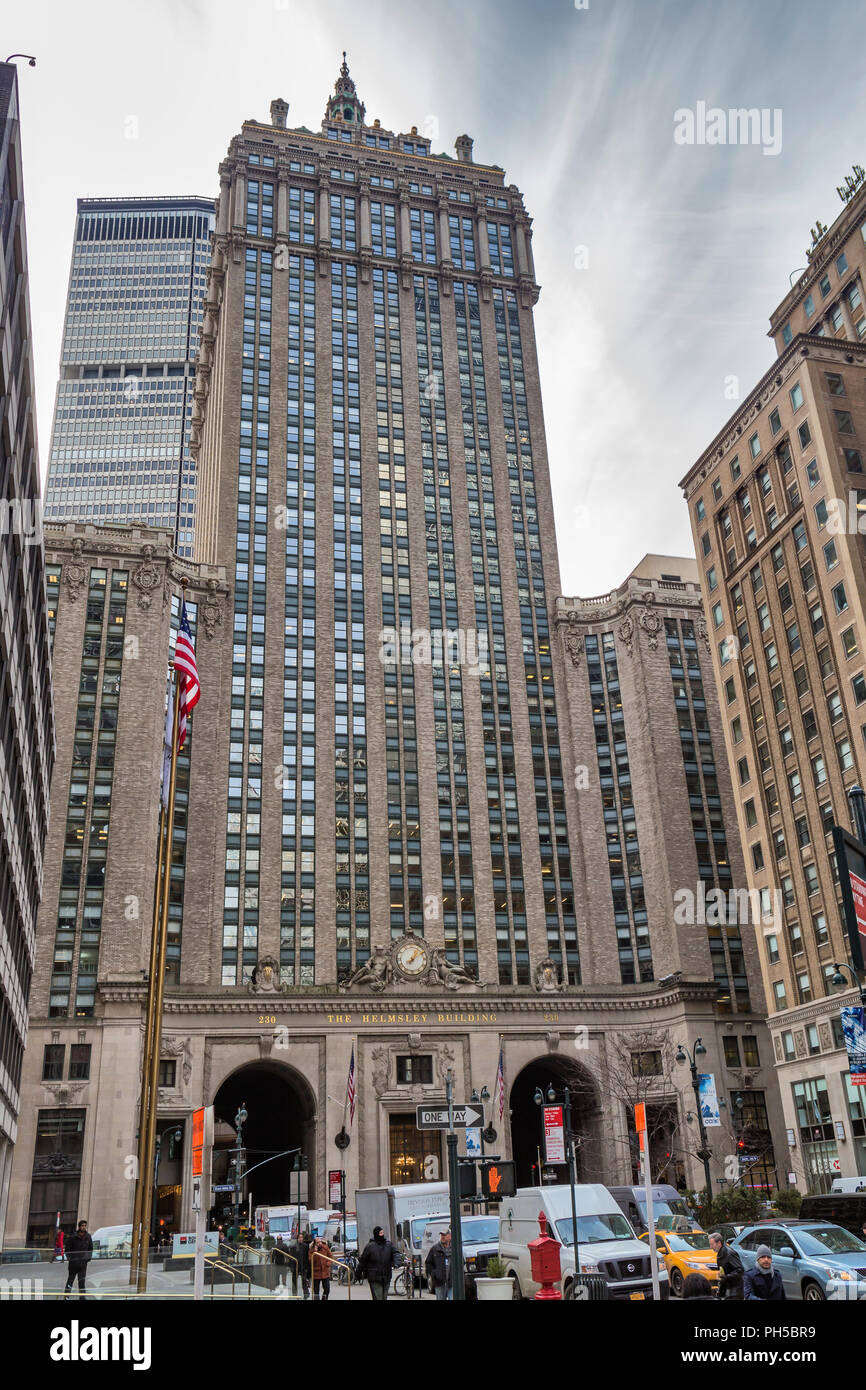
[8,64,785,1242]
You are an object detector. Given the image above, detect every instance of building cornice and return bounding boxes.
[679,333,866,497]
[768,182,866,332]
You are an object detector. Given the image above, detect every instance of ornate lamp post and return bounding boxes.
[675,1040,713,1206]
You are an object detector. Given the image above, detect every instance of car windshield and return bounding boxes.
[795,1226,866,1256]
[665,1232,712,1253]
[461,1218,499,1243]
[639,1198,691,1223]
[555,1213,633,1246]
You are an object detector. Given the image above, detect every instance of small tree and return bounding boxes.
[701,1185,763,1228]
[771,1187,803,1216]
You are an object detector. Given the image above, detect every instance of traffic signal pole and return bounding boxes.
[445,1070,465,1301]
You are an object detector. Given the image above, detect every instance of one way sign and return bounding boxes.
[416,1104,485,1130]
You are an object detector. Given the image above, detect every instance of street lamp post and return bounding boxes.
[675,1040,713,1207]
[535,1082,581,1287]
[233,1103,248,1233]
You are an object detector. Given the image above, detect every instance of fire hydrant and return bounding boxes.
[528,1210,562,1300]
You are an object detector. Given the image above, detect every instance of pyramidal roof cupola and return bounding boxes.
[323,52,366,130]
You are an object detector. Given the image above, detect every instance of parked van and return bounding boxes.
[830,1176,866,1194]
[799,1191,866,1239]
[307,1208,341,1239]
[499,1184,668,1300]
[606,1185,695,1235]
[90,1224,133,1256]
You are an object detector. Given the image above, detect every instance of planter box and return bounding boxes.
[474,1276,513,1301]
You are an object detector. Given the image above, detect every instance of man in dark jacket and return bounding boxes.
[290,1231,311,1299]
[64,1220,93,1294]
[358,1225,398,1301]
[708,1232,744,1300]
[744,1245,786,1300]
[425,1229,453,1300]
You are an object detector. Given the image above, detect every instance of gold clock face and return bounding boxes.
[396,941,428,976]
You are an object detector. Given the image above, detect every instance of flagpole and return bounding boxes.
[137,665,182,1292]
[129,791,167,1285]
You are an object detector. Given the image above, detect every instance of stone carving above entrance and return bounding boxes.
[338,934,482,992]
[248,956,287,995]
[534,957,565,994]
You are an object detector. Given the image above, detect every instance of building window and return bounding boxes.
[69,1044,91,1081]
[742,1036,760,1068]
[42,1045,65,1081]
[789,383,804,411]
[723,1036,741,1068]
[158,1060,177,1088]
[396,1055,434,1084]
[781,1030,795,1060]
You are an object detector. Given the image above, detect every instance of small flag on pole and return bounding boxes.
[174,600,201,752]
[346,1043,356,1126]
[495,1043,505,1122]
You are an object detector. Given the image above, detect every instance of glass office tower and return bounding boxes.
[44,196,214,558]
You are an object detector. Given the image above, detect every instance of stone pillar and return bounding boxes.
[477,208,491,270]
[232,172,246,231]
[277,176,288,238]
[359,180,372,250]
[514,214,530,277]
[217,173,231,236]
[399,191,411,256]
[438,198,451,266]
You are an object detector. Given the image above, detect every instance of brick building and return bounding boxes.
[8,66,783,1241]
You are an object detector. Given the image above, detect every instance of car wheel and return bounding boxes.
[510,1274,522,1301]
[802,1281,826,1301]
[670,1268,684,1298]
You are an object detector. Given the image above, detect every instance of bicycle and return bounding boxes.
[392,1245,416,1298]
[337,1252,360,1285]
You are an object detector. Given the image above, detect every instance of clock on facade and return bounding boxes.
[395,940,428,977]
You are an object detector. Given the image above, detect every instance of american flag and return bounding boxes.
[174,600,201,752]
[495,1044,505,1121]
[346,1043,356,1126]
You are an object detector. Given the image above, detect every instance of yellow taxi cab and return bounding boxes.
[639,1227,719,1297]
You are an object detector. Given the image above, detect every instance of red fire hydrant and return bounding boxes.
[528,1210,562,1300]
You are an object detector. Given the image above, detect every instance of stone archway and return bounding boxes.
[212,1061,317,1209]
[509,1055,604,1187]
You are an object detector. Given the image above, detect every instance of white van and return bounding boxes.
[90,1224,133,1256]
[499,1185,668,1301]
[831,1176,866,1193]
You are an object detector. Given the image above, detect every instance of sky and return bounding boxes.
[10,0,866,594]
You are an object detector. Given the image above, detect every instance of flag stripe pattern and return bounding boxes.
[174,600,200,752]
[496,1045,505,1121]
[347,1044,356,1125]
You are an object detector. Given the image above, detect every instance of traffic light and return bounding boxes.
[480,1161,516,1200]
[458,1160,477,1199]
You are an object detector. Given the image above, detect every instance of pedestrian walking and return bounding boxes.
[311,1236,332,1300]
[425,1229,453,1301]
[291,1230,311,1299]
[708,1232,744,1300]
[64,1220,93,1294]
[53,1227,65,1263]
[744,1245,786,1301]
[358,1225,399,1302]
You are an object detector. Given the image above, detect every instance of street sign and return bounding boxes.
[543,1105,565,1164]
[329,1170,343,1205]
[191,1176,202,1212]
[212,1183,238,1193]
[416,1104,485,1130]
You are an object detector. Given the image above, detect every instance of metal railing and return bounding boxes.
[206,1256,252,1299]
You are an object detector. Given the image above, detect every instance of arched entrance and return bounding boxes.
[212,1062,316,1213]
[509,1056,604,1187]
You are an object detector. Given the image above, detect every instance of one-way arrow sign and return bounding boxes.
[416,1104,485,1130]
